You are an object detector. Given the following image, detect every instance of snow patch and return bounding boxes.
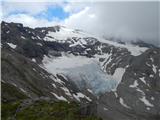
[136,88,145,95]
[21,36,25,39]
[7,43,17,49]
[19,88,27,93]
[146,107,150,110]
[52,83,57,88]
[152,65,157,74]
[139,77,146,84]
[114,92,118,98]
[73,92,92,102]
[97,53,112,72]
[129,80,138,88]
[41,30,45,32]
[112,68,126,89]
[32,58,36,62]
[58,74,68,81]
[150,57,154,62]
[87,89,93,93]
[149,74,154,78]
[151,97,155,100]
[140,96,154,107]
[6,30,10,33]
[103,107,108,110]
[146,62,151,67]
[37,36,41,39]
[69,40,85,47]
[11,83,17,87]
[55,77,65,85]
[50,75,65,85]
[36,43,43,46]
[51,92,67,101]
[119,97,130,109]
[44,36,56,41]
[31,36,36,39]
[60,87,72,96]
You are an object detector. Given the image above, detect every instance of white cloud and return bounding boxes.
[66,6,90,20]
[0,2,2,21]
[1,0,68,18]
[1,0,64,3]
[1,0,65,27]
[63,6,99,33]
[63,2,159,45]
[88,14,96,18]
[4,14,60,28]
[63,2,87,14]
[2,2,55,17]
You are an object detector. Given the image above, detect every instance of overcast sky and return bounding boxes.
[1,0,159,45]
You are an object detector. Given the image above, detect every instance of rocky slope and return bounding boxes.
[98,48,160,120]
[2,47,94,103]
[1,21,160,120]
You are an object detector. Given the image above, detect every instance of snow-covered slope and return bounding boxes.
[42,53,123,94]
[44,26,88,41]
[99,38,148,56]
[42,25,148,56]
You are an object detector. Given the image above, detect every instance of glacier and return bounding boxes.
[42,53,124,95]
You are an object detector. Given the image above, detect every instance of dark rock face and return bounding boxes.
[1,21,160,120]
[1,22,71,61]
[97,48,160,120]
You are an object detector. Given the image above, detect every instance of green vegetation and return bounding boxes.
[1,101,21,120]
[1,82,28,102]
[1,101,102,120]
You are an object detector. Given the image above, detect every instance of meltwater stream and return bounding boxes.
[42,54,120,94]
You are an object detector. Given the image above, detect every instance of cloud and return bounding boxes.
[1,2,63,17]
[2,1,159,45]
[4,14,60,28]
[2,1,67,27]
[63,2,87,14]
[63,2,159,45]
[63,6,100,35]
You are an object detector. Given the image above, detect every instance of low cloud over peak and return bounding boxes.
[2,1,159,46]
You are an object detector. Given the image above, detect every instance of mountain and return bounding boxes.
[1,21,160,120]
